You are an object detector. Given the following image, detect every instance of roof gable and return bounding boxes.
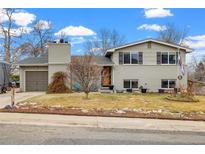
[105,38,193,56]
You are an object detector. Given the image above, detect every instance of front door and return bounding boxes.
[101,66,111,87]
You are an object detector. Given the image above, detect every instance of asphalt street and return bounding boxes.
[0,124,205,145]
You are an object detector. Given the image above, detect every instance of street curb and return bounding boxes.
[0,112,205,133]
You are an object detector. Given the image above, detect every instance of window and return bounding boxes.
[169,80,176,88]
[161,79,176,88]
[123,80,138,89]
[131,80,138,88]
[161,52,168,64]
[169,52,176,64]
[161,52,176,64]
[124,80,130,88]
[161,80,168,88]
[123,53,130,64]
[131,53,139,64]
[123,52,141,64]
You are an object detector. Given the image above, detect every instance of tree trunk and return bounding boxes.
[85,92,89,99]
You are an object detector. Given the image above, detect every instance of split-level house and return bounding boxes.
[18,39,192,92]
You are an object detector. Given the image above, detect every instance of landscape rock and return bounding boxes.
[197,111,205,115]
[51,105,62,108]
[171,112,182,118]
[122,108,131,112]
[115,110,126,114]
[81,109,89,113]
[133,108,143,112]
[29,102,37,106]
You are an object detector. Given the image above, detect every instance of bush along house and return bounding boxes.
[18,38,192,92]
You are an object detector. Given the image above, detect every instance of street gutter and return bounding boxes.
[0,112,205,133]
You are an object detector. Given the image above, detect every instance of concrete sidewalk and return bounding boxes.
[0,112,205,132]
[0,92,44,108]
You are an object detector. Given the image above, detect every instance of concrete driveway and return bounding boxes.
[0,91,45,108]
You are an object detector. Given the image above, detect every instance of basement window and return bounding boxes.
[161,79,176,88]
[124,80,138,89]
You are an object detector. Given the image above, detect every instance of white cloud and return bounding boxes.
[35,20,51,30]
[55,25,96,36]
[187,34,205,41]
[185,34,205,50]
[0,9,7,23]
[70,37,86,45]
[13,10,36,26]
[0,9,36,26]
[137,24,166,32]
[184,34,205,61]
[0,26,32,37]
[90,47,102,53]
[13,27,33,36]
[144,8,173,18]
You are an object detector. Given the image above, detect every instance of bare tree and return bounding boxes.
[0,8,34,75]
[22,20,53,57]
[158,23,189,44]
[84,28,126,55]
[193,55,205,81]
[69,54,102,99]
[0,9,20,63]
[188,54,205,81]
[0,9,34,64]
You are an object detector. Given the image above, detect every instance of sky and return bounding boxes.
[1,8,205,61]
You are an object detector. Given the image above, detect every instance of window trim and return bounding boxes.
[123,52,140,65]
[161,52,177,65]
[123,79,139,89]
[161,79,176,89]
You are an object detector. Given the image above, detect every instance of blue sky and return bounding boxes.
[22,8,205,59]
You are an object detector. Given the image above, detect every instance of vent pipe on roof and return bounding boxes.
[60,39,64,43]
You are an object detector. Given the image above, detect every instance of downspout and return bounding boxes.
[177,47,180,89]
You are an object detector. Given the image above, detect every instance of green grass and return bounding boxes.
[18,92,205,113]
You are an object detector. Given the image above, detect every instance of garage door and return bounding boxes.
[26,71,48,91]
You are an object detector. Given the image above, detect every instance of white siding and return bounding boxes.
[111,42,188,92]
[48,42,71,84]
[48,43,71,64]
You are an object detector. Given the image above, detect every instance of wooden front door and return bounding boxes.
[101,66,111,87]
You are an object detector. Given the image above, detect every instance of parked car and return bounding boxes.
[0,61,10,93]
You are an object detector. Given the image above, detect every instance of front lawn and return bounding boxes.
[17,92,205,114]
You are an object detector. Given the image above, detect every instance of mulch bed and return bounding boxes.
[1,107,205,121]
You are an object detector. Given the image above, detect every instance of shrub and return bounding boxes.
[47,72,72,94]
[10,75,19,81]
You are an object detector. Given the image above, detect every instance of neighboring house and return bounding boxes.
[18,38,192,92]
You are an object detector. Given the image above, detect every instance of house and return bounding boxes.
[18,38,192,92]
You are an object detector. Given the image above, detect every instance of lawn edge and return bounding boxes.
[1,108,205,122]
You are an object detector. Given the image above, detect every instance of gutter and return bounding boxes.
[17,63,48,66]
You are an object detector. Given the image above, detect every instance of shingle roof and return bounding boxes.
[18,53,48,65]
[71,56,114,66]
[18,54,114,66]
